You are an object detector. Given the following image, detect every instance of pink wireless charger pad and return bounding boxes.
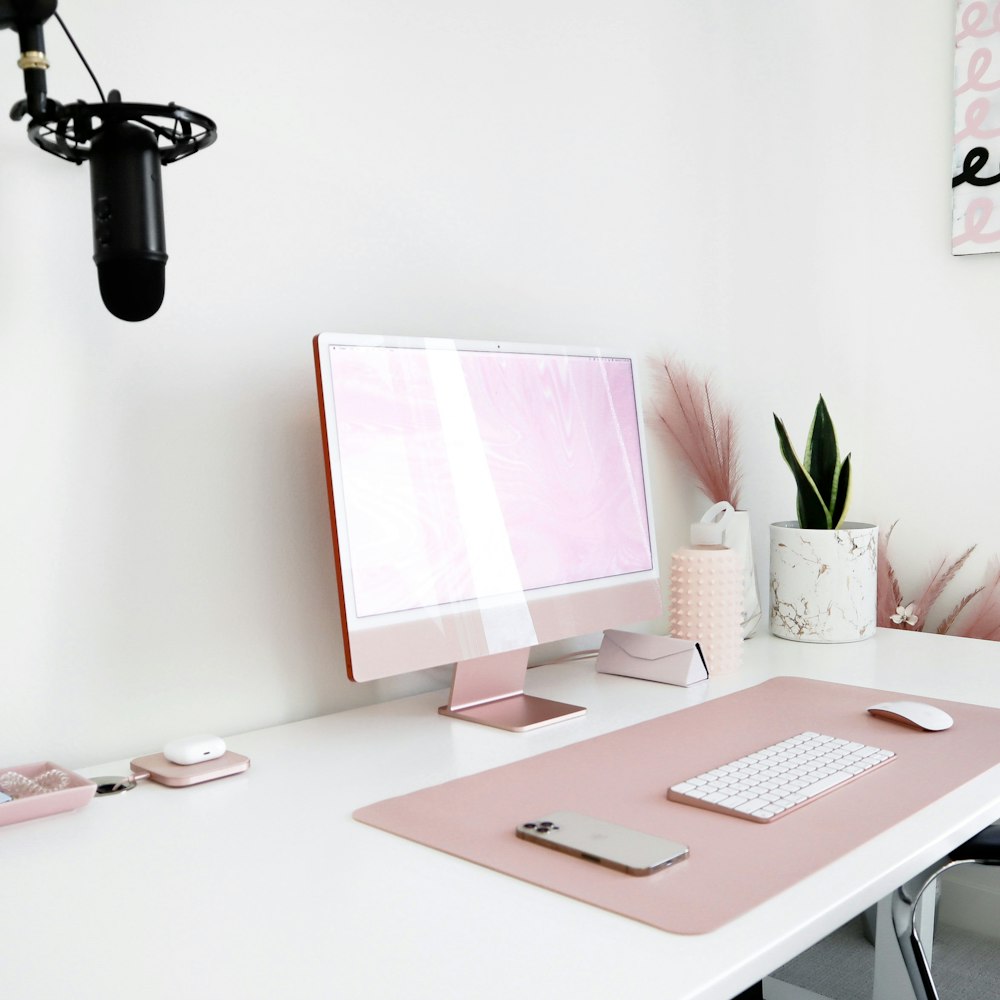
[130,750,250,787]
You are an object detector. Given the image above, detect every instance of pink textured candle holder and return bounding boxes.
[669,546,743,674]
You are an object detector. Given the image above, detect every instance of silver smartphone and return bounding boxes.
[515,811,689,876]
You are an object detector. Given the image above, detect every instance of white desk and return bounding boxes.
[4,629,1000,1000]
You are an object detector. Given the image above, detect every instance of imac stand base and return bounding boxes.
[439,695,586,732]
[438,647,586,732]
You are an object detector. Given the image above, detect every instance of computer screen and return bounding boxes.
[313,333,661,730]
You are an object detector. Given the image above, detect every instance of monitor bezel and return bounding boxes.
[313,332,661,684]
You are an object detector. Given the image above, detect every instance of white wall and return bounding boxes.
[2,0,997,769]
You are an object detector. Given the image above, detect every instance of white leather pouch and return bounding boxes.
[595,630,709,686]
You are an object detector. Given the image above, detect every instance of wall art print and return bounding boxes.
[953,0,1000,253]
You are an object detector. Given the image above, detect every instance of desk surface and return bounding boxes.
[5,629,1000,1000]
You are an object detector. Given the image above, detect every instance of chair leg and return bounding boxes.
[875,892,921,1000]
[888,865,950,1000]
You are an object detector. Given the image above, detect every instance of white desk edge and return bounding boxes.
[4,629,1000,1000]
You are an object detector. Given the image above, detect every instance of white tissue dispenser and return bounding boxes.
[596,630,709,687]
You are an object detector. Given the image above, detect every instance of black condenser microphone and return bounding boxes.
[89,118,167,322]
[8,63,217,322]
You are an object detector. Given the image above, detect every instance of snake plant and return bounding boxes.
[773,396,852,530]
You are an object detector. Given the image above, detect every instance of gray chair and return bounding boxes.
[891,825,1000,999]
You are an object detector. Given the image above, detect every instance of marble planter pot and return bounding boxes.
[769,521,878,643]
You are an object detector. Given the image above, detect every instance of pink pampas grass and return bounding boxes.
[652,357,742,508]
[911,545,978,631]
[950,559,1000,641]
[877,522,905,627]
[877,522,998,640]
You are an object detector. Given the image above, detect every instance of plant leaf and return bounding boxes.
[803,396,840,510]
[830,453,852,528]
[773,414,831,528]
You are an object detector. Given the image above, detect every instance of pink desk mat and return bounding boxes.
[354,677,1000,934]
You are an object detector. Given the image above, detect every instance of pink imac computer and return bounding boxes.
[313,333,661,731]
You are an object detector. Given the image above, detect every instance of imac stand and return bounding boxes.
[438,648,586,732]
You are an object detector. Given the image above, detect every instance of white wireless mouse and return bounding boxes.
[867,701,954,732]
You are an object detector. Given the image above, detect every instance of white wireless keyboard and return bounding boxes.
[667,731,895,823]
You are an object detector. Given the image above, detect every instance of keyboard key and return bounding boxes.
[719,795,749,808]
[797,771,853,798]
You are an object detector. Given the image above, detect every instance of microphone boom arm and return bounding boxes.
[1,0,58,119]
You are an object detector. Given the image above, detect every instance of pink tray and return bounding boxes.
[0,761,96,828]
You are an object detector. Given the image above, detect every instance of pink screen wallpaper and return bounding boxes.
[328,345,652,620]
